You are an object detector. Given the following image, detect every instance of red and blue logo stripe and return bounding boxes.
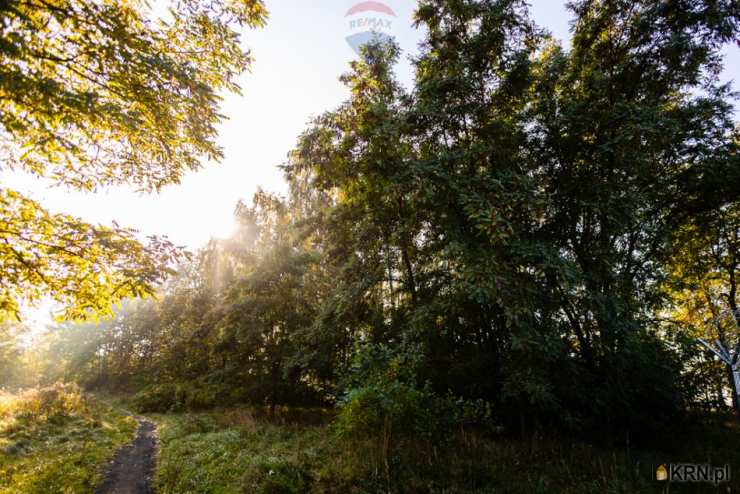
[345,2,396,17]
[345,2,396,54]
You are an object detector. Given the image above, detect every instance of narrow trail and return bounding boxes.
[95,417,157,494]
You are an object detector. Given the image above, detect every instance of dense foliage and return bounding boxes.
[0,0,266,320]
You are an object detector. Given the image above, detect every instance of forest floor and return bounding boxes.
[94,416,157,494]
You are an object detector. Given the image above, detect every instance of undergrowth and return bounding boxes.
[151,406,740,494]
[0,384,136,493]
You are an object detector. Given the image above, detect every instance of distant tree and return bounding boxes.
[0,321,24,386]
[219,191,318,414]
[0,0,267,320]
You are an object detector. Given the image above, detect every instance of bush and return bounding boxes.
[133,381,232,413]
[0,383,87,423]
[133,374,326,414]
[133,383,181,413]
[336,381,450,443]
[335,342,497,488]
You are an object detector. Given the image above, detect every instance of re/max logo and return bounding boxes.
[656,463,731,485]
[348,18,392,30]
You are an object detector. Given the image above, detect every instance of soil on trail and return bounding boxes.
[95,417,157,494]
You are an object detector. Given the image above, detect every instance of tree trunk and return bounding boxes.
[269,363,279,419]
[727,365,740,421]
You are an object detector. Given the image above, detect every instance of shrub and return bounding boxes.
[0,383,87,423]
[335,342,496,487]
[133,381,229,413]
[133,383,181,413]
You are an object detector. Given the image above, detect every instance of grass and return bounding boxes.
[152,408,361,494]
[0,384,137,494]
[150,406,740,494]
[5,386,737,493]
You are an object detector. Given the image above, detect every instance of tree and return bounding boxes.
[0,321,24,386]
[0,0,267,320]
[667,202,740,414]
[219,191,318,414]
[285,0,738,437]
[520,0,739,433]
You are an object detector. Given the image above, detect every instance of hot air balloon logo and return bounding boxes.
[344,1,397,55]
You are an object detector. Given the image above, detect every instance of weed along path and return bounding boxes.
[95,417,157,494]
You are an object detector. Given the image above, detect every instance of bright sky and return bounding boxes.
[4,0,739,253]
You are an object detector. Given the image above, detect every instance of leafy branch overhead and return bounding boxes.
[0,0,267,320]
[0,189,185,321]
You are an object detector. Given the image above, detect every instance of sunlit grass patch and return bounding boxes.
[0,384,136,494]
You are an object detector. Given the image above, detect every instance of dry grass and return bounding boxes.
[0,384,136,494]
[0,383,86,421]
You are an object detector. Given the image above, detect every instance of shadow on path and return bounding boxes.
[95,417,156,494]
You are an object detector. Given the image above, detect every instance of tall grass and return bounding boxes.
[0,383,87,423]
[150,405,740,494]
[0,384,136,494]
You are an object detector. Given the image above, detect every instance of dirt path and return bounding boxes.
[95,417,157,494]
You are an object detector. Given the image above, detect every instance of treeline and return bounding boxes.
[17,0,740,444]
